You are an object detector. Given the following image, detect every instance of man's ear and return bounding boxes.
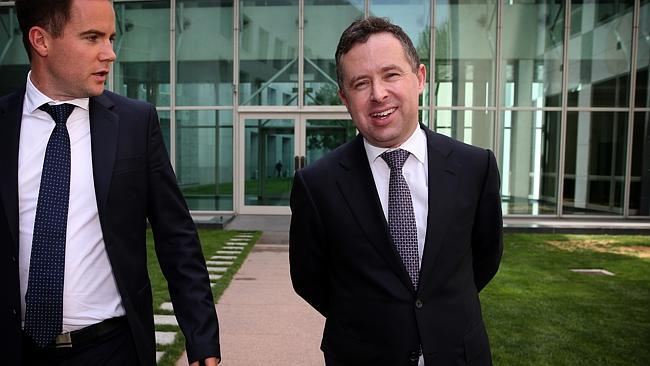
[29,26,50,58]
[338,88,349,108]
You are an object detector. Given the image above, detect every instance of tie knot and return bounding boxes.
[381,149,410,170]
[39,103,75,126]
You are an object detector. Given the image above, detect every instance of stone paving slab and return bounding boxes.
[211,255,237,260]
[209,274,223,281]
[228,238,251,242]
[216,250,241,255]
[159,302,174,312]
[225,242,248,246]
[206,260,234,266]
[154,314,178,326]
[156,331,177,345]
[207,267,228,273]
[156,352,165,362]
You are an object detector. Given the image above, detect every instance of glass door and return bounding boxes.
[238,113,355,214]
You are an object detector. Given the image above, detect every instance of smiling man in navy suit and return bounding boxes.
[0,0,219,365]
[290,17,503,366]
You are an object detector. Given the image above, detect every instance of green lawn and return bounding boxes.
[147,231,649,365]
[482,234,650,366]
[146,228,260,366]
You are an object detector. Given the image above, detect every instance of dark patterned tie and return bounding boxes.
[381,149,420,289]
[24,103,74,347]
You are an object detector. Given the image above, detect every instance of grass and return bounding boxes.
[146,228,260,366]
[481,234,650,366]
[145,231,649,365]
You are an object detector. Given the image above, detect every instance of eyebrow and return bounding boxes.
[78,29,116,38]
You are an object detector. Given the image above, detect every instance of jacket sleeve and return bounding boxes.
[471,149,503,292]
[289,169,330,317]
[144,105,220,362]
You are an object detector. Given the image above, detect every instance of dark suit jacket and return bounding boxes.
[0,88,220,366]
[289,126,503,366]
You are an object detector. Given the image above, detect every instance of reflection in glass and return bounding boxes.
[244,119,294,206]
[567,0,634,108]
[305,119,356,165]
[563,111,628,215]
[501,1,564,107]
[434,110,493,150]
[371,0,430,106]
[176,0,233,106]
[239,0,298,106]
[176,110,233,211]
[500,111,560,215]
[635,2,650,107]
[113,1,170,106]
[304,0,362,106]
[435,0,497,107]
[0,6,29,95]
[630,112,650,216]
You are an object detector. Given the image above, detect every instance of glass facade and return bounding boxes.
[0,0,648,218]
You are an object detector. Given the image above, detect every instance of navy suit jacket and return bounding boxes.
[0,88,220,366]
[289,126,503,365]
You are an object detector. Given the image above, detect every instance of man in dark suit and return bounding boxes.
[0,0,220,365]
[289,17,503,366]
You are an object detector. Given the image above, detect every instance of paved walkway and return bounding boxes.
[176,242,325,366]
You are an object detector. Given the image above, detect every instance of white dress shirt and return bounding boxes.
[19,72,125,332]
[364,126,429,366]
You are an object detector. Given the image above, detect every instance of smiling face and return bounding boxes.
[30,0,116,100]
[338,32,425,148]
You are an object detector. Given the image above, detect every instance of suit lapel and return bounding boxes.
[89,93,118,214]
[336,136,415,291]
[0,88,25,251]
[419,129,460,287]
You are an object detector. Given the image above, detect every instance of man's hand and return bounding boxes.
[190,357,220,366]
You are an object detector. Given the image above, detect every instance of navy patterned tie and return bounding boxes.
[24,103,74,347]
[381,149,420,289]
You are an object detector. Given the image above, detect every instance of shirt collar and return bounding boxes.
[364,126,428,165]
[25,70,90,114]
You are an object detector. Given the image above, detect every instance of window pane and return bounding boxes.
[630,112,650,216]
[501,1,564,108]
[0,6,29,95]
[304,0,362,106]
[435,0,497,107]
[113,1,170,106]
[635,1,650,107]
[563,111,628,215]
[371,0,431,107]
[176,0,233,106]
[239,0,298,106]
[158,109,171,152]
[567,0,634,108]
[433,110,494,150]
[176,110,233,211]
[500,111,560,215]
[244,118,294,206]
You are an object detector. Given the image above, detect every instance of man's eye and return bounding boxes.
[386,73,400,79]
[86,35,98,42]
[353,81,369,90]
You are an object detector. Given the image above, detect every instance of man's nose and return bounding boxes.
[100,41,116,63]
[370,81,388,103]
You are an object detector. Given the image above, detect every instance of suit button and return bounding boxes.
[409,351,419,362]
[12,308,17,316]
[11,256,16,263]
[415,299,423,308]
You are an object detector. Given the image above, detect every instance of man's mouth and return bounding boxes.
[370,107,396,119]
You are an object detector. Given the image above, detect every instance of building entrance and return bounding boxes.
[237,113,355,214]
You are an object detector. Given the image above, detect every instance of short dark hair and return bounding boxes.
[335,17,420,89]
[15,0,74,60]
